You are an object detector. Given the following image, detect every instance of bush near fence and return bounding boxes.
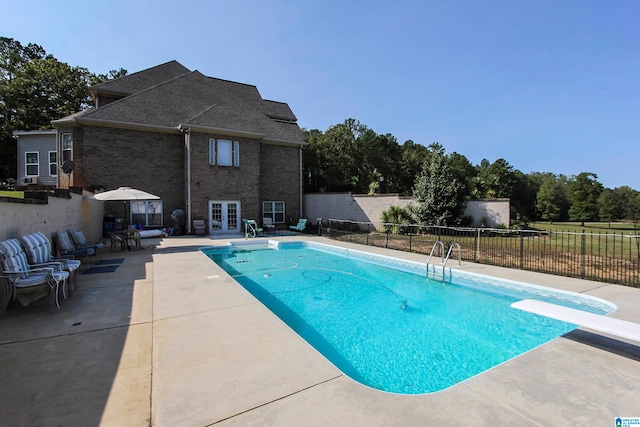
[324,219,640,287]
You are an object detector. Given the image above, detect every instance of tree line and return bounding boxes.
[303,119,640,227]
[0,37,126,180]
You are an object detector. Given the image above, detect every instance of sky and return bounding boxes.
[4,0,639,189]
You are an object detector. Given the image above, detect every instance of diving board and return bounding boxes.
[511,299,640,343]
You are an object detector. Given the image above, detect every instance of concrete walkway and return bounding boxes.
[0,235,639,426]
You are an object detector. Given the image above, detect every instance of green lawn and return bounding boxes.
[0,191,24,199]
[530,221,639,234]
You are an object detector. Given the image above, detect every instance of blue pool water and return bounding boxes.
[203,241,615,394]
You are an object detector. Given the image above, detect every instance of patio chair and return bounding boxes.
[70,230,105,254]
[262,218,276,234]
[0,238,68,314]
[242,219,263,238]
[289,218,307,232]
[107,232,126,252]
[124,227,141,250]
[193,219,206,236]
[20,231,81,296]
[54,231,97,261]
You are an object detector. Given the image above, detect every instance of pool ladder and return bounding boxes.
[426,241,461,280]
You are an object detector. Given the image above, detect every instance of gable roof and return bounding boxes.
[67,61,305,145]
[89,60,191,98]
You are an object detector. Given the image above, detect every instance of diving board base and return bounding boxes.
[511,299,640,343]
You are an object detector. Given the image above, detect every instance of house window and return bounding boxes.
[49,151,57,176]
[131,200,163,227]
[209,139,239,167]
[263,201,285,224]
[61,133,72,163]
[25,152,39,176]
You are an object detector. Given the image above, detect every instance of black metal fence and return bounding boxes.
[323,219,640,287]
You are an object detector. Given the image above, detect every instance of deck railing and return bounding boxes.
[322,219,640,287]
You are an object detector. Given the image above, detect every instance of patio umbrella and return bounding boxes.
[91,187,160,228]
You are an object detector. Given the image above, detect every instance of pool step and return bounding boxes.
[511,299,640,343]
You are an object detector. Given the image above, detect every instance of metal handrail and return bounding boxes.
[443,242,462,270]
[426,240,445,270]
[427,241,462,281]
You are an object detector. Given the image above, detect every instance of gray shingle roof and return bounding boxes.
[89,60,191,97]
[80,62,305,144]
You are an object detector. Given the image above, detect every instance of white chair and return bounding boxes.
[242,219,263,238]
[193,219,206,236]
[262,218,276,234]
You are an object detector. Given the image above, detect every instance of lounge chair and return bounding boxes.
[242,219,263,238]
[0,238,68,313]
[262,218,276,234]
[20,231,81,295]
[289,218,307,232]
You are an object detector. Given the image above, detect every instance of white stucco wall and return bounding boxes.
[303,193,510,228]
[303,193,412,224]
[464,199,511,227]
[0,190,104,243]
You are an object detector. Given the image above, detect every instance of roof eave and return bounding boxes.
[178,123,265,139]
[13,129,57,136]
[71,117,180,134]
[261,137,308,147]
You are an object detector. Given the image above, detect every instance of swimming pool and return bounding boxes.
[202,240,616,394]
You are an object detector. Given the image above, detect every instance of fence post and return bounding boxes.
[519,232,524,270]
[581,229,586,279]
[365,223,369,245]
[385,228,389,248]
[475,228,480,262]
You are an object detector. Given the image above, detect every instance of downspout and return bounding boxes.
[181,125,192,234]
[299,145,303,218]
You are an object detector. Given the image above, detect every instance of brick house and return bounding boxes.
[50,61,306,234]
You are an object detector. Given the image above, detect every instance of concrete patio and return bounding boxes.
[0,235,638,426]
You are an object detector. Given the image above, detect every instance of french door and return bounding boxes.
[208,201,241,233]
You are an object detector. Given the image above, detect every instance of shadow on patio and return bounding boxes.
[0,245,155,426]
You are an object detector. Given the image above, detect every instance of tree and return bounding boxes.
[481,158,516,199]
[380,205,410,233]
[470,159,491,199]
[0,37,127,179]
[535,173,569,222]
[567,172,604,226]
[598,188,623,227]
[408,143,463,225]
[611,186,640,222]
[510,170,538,224]
[398,140,430,196]
[354,129,402,194]
[627,192,640,229]
[303,121,359,192]
[446,152,475,202]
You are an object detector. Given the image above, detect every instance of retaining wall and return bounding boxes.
[303,193,510,227]
[0,190,104,244]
